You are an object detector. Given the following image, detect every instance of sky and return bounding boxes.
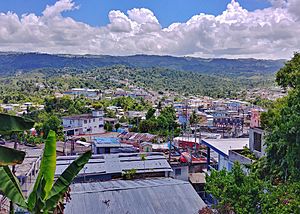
[0,0,299,59]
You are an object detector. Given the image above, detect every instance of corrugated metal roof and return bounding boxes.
[55,152,172,177]
[65,178,206,214]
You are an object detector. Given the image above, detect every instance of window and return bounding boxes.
[175,168,181,176]
[93,119,95,122]
[254,132,262,152]
[84,120,87,124]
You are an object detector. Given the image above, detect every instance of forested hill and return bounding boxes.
[0,52,284,76]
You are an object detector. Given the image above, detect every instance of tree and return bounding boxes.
[114,123,121,131]
[146,108,156,120]
[104,122,113,132]
[0,114,91,213]
[276,52,300,89]
[105,109,116,118]
[42,115,64,140]
[0,131,91,213]
[260,52,300,182]
[206,163,300,214]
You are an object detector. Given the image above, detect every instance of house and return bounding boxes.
[250,109,263,128]
[64,178,206,214]
[127,110,146,119]
[249,108,266,158]
[62,110,105,136]
[201,138,249,171]
[139,142,153,152]
[55,152,172,182]
[169,161,189,181]
[92,137,136,154]
[64,88,100,98]
[118,132,157,147]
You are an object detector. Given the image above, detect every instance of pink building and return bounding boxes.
[250,109,262,128]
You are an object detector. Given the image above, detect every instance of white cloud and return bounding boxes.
[42,0,78,17]
[0,0,299,59]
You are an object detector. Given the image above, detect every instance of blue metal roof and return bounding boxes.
[94,137,120,144]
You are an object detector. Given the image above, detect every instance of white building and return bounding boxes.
[62,110,105,136]
[201,138,249,171]
[64,88,100,99]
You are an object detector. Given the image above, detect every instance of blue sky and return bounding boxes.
[0,0,271,28]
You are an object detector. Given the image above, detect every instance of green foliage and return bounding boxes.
[0,113,34,135]
[41,114,64,140]
[240,146,257,161]
[260,182,300,213]
[206,163,264,214]
[0,166,27,209]
[260,52,300,182]
[105,109,116,118]
[0,145,26,166]
[138,106,180,137]
[0,131,92,213]
[0,113,32,166]
[104,122,113,132]
[27,130,57,211]
[111,96,150,111]
[206,163,300,214]
[44,96,90,115]
[276,52,300,89]
[251,97,274,108]
[122,169,137,180]
[260,89,300,181]
[44,150,92,212]
[114,123,121,131]
[146,108,156,119]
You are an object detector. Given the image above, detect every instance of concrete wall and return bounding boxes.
[170,165,189,181]
[249,127,266,158]
[229,150,253,165]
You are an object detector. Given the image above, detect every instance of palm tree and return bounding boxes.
[0,114,91,213]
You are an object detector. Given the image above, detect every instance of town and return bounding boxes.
[0,0,299,213]
[0,83,282,213]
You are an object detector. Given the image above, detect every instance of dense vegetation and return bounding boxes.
[137,107,180,137]
[0,52,284,76]
[0,64,275,103]
[205,53,300,213]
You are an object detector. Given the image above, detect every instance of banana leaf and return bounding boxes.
[0,145,26,166]
[0,166,27,209]
[44,150,92,211]
[0,113,34,134]
[27,130,56,211]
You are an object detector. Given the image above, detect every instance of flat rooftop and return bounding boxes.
[55,152,172,177]
[201,138,249,157]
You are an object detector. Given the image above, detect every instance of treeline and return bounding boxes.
[0,63,275,104]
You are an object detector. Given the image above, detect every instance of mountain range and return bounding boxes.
[0,52,284,77]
